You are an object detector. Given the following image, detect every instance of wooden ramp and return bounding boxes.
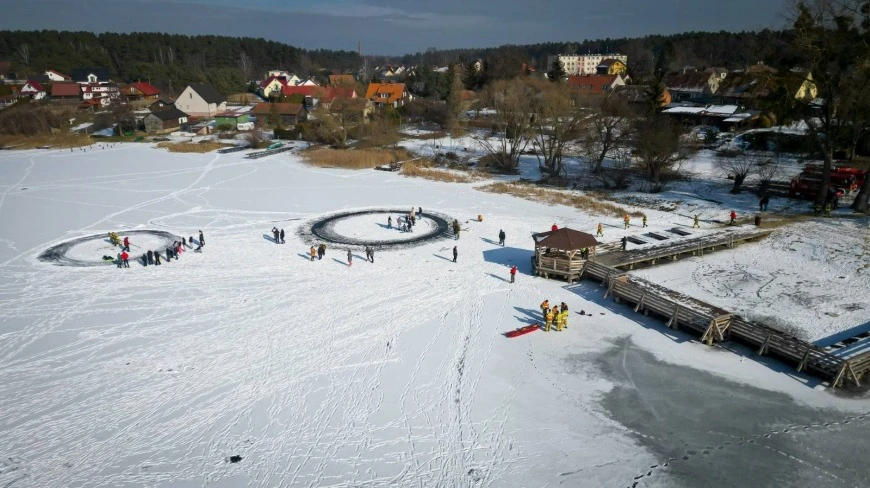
[595,228,772,269]
[579,261,870,388]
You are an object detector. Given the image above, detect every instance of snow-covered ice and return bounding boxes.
[328,213,438,243]
[0,143,869,487]
[631,219,870,342]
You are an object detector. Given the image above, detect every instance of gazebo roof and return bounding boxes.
[533,228,598,250]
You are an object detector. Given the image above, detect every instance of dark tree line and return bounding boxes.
[400,30,799,77]
[0,30,362,95]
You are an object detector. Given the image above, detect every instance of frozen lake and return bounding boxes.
[0,143,868,487]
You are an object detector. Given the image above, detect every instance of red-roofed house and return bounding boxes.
[251,102,308,126]
[567,74,625,95]
[121,81,160,100]
[281,85,319,99]
[51,82,81,100]
[280,86,356,108]
[20,80,47,100]
[259,75,289,99]
[325,87,357,100]
[365,82,412,108]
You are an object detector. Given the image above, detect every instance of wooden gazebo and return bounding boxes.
[532,228,599,283]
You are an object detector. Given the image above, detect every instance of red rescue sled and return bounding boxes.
[504,324,540,338]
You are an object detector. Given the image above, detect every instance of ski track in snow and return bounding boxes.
[1,144,868,487]
[0,147,528,487]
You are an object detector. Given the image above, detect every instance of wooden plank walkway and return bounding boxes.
[217,145,250,154]
[577,260,870,388]
[246,145,294,159]
[594,228,773,269]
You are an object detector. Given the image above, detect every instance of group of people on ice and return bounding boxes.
[388,207,424,232]
[309,243,328,261]
[108,231,204,269]
[539,300,570,332]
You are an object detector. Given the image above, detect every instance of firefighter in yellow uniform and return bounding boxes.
[545,307,555,332]
[623,214,630,229]
[108,232,121,246]
[692,215,700,228]
[540,299,550,322]
[596,223,603,237]
[560,309,569,330]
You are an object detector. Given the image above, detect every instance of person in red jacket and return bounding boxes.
[120,250,130,268]
[551,223,558,232]
[510,265,517,283]
[122,236,130,251]
[729,210,737,225]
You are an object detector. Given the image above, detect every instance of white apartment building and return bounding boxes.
[547,54,628,75]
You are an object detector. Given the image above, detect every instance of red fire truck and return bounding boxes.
[800,164,866,193]
[789,176,845,207]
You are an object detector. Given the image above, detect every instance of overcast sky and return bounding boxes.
[4,0,790,55]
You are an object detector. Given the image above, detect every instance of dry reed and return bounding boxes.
[156,142,230,153]
[0,133,93,149]
[301,147,413,169]
[478,182,646,218]
[401,161,477,183]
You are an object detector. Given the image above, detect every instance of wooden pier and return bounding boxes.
[594,228,773,270]
[246,145,294,159]
[217,145,250,154]
[573,258,870,388]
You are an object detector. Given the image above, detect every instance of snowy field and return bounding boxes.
[1,143,870,487]
[631,219,870,342]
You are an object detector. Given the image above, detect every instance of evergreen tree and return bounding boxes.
[547,59,566,82]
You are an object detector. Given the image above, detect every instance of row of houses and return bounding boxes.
[256,69,413,108]
[7,68,160,109]
[662,64,817,105]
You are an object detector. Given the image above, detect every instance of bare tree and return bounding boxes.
[17,44,30,66]
[239,52,254,81]
[528,81,583,177]
[578,95,634,174]
[633,116,686,192]
[315,99,367,146]
[716,150,761,193]
[445,65,466,137]
[786,0,870,210]
[756,158,783,195]
[476,79,534,173]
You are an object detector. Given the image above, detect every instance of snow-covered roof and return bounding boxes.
[722,114,753,123]
[663,106,706,114]
[704,105,738,116]
[664,104,740,117]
